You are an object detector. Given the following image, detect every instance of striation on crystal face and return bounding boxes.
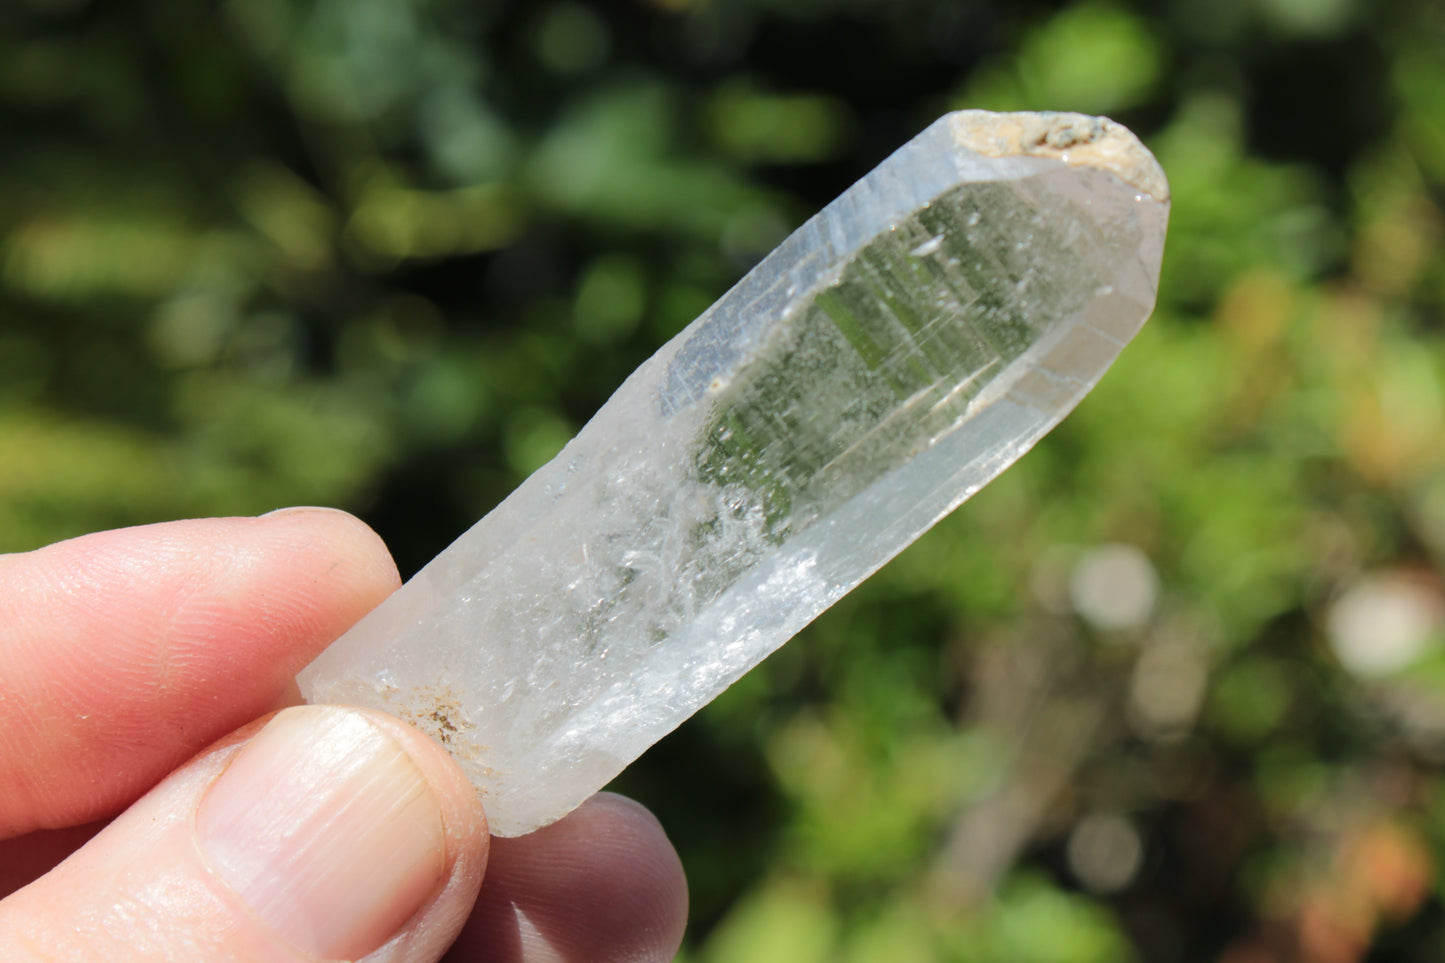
[298,110,1171,836]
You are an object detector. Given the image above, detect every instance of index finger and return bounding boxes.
[0,509,400,839]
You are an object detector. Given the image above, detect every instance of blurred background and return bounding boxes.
[3,0,1444,959]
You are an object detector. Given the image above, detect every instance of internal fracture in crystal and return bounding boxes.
[298,110,1171,836]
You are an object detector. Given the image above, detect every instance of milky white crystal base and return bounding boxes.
[299,110,1170,836]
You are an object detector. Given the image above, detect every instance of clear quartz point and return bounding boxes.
[298,110,1170,836]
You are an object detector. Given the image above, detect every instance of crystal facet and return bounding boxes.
[298,110,1170,836]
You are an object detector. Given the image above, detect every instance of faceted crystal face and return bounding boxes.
[298,110,1171,836]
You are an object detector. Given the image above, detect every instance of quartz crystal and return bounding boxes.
[298,110,1170,836]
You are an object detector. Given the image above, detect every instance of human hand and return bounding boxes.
[0,509,688,961]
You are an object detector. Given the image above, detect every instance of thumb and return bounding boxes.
[0,706,489,962]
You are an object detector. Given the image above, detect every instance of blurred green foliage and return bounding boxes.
[4,0,1445,959]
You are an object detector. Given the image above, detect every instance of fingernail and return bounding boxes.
[262,506,349,519]
[197,707,445,959]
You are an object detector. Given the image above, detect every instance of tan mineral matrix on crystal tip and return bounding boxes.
[299,110,1170,836]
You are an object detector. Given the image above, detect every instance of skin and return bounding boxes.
[0,510,688,962]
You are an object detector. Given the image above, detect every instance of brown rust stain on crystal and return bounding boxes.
[949,110,1170,203]
[370,681,498,789]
